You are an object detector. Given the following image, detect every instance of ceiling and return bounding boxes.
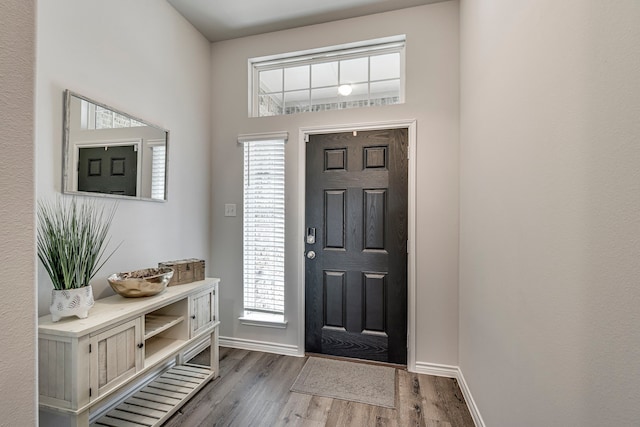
[167,0,445,42]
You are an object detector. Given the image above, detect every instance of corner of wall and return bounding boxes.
[456,367,486,427]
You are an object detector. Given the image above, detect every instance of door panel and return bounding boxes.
[364,189,386,250]
[90,318,142,398]
[324,190,346,249]
[190,289,214,337]
[305,129,407,364]
[324,271,346,328]
[363,272,386,333]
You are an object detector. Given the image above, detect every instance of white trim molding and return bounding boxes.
[220,336,301,357]
[238,312,288,329]
[237,131,289,144]
[297,119,418,368]
[413,361,459,378]
[456,368,486,427]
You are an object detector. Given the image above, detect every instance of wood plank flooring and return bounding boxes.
[163,347,474,427]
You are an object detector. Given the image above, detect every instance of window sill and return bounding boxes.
[239,312,288,329]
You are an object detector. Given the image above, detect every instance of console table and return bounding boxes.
[38,278,220,426]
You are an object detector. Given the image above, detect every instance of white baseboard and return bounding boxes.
[413,362,485,427]
[219,336,302,357]
[413,361,459,378]
[455,368,486,427]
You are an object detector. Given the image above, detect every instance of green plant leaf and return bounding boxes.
[37,197,120,290]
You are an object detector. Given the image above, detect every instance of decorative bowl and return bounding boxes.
[107,267,174,298]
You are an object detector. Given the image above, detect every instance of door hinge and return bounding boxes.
[89,344,92,353]
[407,239,409,254]
[89,388,92,397]
[304,133,309,143]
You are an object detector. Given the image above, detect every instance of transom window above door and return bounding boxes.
[249,36,405,117]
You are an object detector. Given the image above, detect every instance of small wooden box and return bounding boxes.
[158,258,205,286]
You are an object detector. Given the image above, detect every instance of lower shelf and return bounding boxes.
[145,337,187,367]
[91,364,213,427]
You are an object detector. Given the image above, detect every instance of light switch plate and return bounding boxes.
[224,203,237,217]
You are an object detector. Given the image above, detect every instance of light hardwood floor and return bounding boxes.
[164,347,474,427]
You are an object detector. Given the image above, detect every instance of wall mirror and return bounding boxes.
[62,90,168,201]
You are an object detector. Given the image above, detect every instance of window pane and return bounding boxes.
[370,53,400,81]
[284,65,309,91]
[259,69,282,93]
[345,83,369,100]
[340,57,368,84]
[312,61,338,88]
[340,83,369,108]
[311,87,339,111]
[259,93,283,116]
[284,90,310,114]
[370,79,401,101]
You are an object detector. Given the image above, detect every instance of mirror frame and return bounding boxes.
[62,89,169,202]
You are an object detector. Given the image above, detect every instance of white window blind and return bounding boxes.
[150,145,166,200]
[243,139,285,314]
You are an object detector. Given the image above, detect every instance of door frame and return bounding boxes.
[297,119,417,370]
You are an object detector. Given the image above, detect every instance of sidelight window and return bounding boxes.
[249,36,405,117]
[241,134,286,324]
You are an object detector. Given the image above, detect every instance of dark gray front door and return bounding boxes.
[305,129,408,364]
[78,145,137,196]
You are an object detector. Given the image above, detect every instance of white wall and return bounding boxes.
[0,1,37,425]
[459,0,640,425]
[36,1,212,314]
[210,2,460,366]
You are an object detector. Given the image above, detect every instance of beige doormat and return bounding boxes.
[290,357,396,408]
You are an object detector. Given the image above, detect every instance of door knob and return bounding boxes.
[306,250,316,259]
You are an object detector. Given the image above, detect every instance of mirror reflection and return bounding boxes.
[63,90,168,201]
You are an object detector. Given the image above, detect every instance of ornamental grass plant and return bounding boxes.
[37,197,120,290]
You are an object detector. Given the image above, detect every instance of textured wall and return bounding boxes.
[0,0,37,425]
[460,0,640,425]
[35,1,212,314]
[210,2,460,366]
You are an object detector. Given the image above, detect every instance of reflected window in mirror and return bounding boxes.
[63,90,169,201]
[150,142,166,200]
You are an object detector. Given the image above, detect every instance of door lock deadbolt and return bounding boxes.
[306,227,316,244]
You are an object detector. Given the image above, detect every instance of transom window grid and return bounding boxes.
[243,140,285,315]
[251,40,405,117]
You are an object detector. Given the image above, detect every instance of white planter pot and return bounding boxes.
[50,285,95,322]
